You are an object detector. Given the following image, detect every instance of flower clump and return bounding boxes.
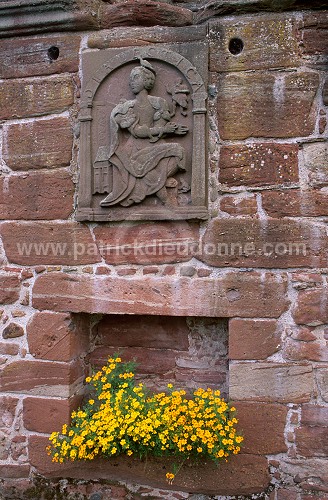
[47,357,243,482]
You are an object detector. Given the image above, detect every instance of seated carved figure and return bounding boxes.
[99,59,189,207]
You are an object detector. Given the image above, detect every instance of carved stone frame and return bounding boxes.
[76,44,208,221]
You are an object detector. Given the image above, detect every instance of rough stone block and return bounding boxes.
[209,13,300,72]
[262,189,328,217]
[2,323,24,339]
[283,338,328,362]
[94,314,189,350]
[3,117,73,171]
[293,288,328,325]
[93,222,199,265]
[233,402,288,454]
[32,272,289,318]
[316,368,328,402]
[302,142,328,187]
[0,464,30,478]
[280,458,328,494]
[0,360,84,397]
[29,435,270,496]
[23,396,81,433]
[0,343,19,356]
[27,312,89,362]
[215,72,319,140]
[0,222,100,266]
[218,143,299,187]
[230,362,314,403]
[0,396,19,429]
[220,194,258,217]
[0,77,74,120]
[229,318,281,360]
[295,426,328,458]
[0,171,74,220]
[0,34,81,79]
[0,275,20,305]
[299,12,328,68]
[200,218,327,268]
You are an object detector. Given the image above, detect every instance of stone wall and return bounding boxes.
[0,1,327,498]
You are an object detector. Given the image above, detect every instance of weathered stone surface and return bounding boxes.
[2,323,24,339]
[0,275,20,305]
[27,312,89,362]
[230,363,314,402]
[29,435,270,495]
[23,396,81,433]
[3,117,73,171]
[200,219,327,268]
[93,222,199,265]
[233,402,288,454]
[0,360,84,397]
[302,142,328,187]
[209,13,299,72]
[94,314,189,350]
[283,338,328,362]
[229,319,281,360]
[32,272,289,318]
[316,368,328,402]
[0,35,81,79]
[290,327,317,342]
[296,426,328,458]
[301,404,328,426]
[262,189,328,217]
[218,143,299,187]
[220,194,258,217]
[88,25,206,49]
[99,1,192,29]
[293,288,328,325]
[279,458,328,493]
[0,77,74,120]
[215,72,319,140]
[0,171,74,220]
[0,222,100,266]
[0,396,18,429]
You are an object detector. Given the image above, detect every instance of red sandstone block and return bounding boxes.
[220,194,258,217]
[209,13,300,72]
[200,218,327,268]
[27,312,89,361]
[262,189,328,217]
[88,347,177,374]
[293,288,328,325]
[283,338,328,362]
[300,404,328,427]
[219,143,299,187]
[302,142,328,187]
[0,222,101,266]
[23,395,81,433]
[214,71,319,140]
[276,491,298,500]
[0,34,81,79]
[229,318,281,360]
[0,275,20,304]
[0,464,30,478]
[3,117,73,171]
[0,342,19,356]
[93,222,199,266]
[295,426,328,457]
[94,314,189,350]
[0,77,74,120]
[300,12,328,59]
[0,171,74,220]
[32,272,289,318]
[233,402,288,454]
[0,360,84,396]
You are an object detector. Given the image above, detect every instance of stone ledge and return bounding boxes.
[32,271,289,317]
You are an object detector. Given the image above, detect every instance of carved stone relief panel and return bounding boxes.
[77,41,208,221]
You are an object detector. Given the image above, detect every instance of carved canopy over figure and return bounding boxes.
[99,59,189,207]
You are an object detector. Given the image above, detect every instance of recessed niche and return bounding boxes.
[88,315,229,397]
[228,37,244,55]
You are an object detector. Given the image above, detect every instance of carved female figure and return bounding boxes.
[99,60,189,207]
